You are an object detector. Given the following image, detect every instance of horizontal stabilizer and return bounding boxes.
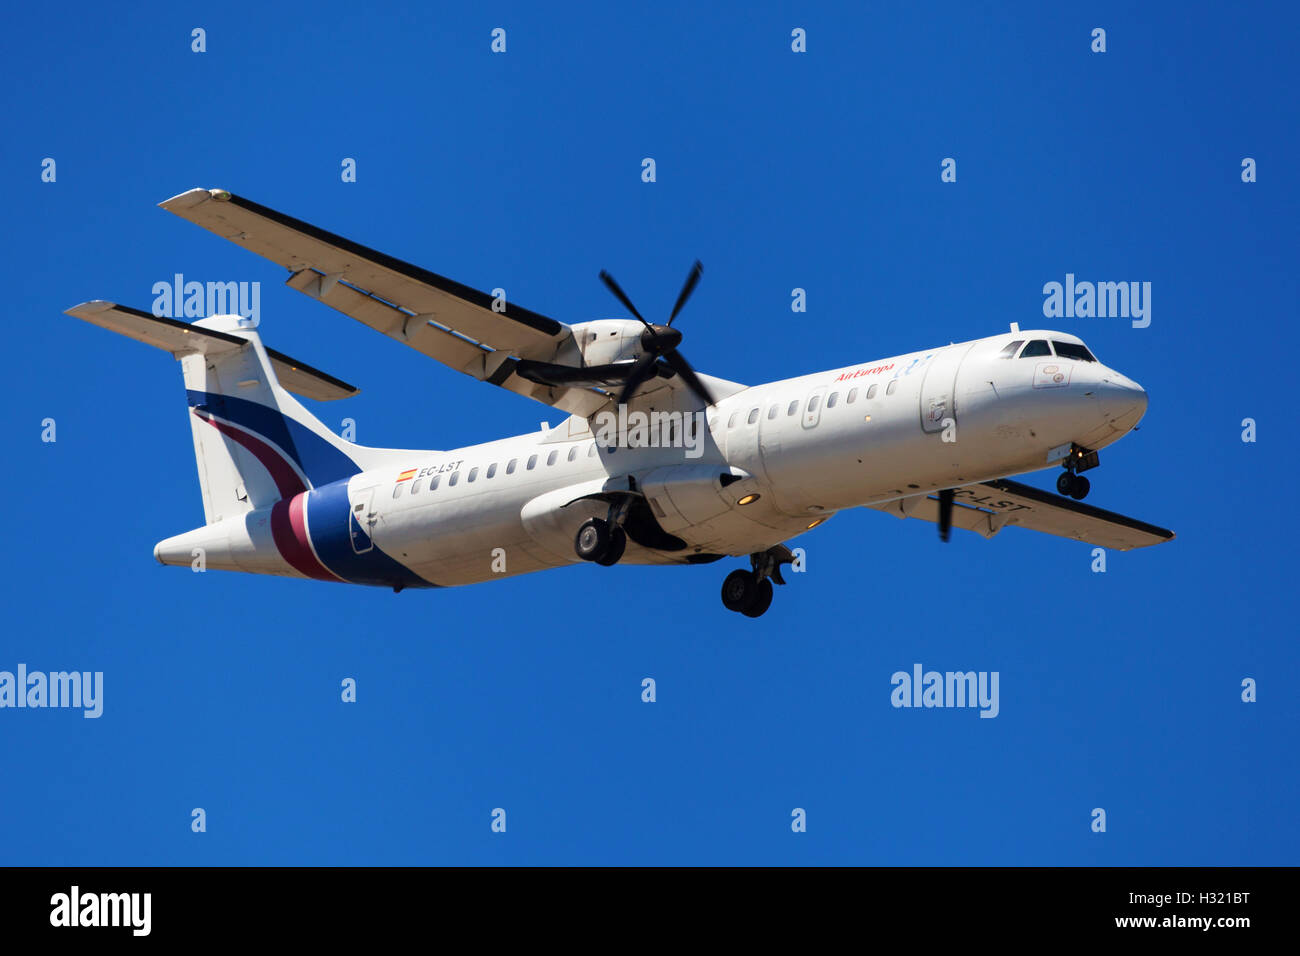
[64,300,358,401]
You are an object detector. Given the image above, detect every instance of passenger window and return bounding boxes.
[787,400,799,416]
[826,392,838,409]
[547,450,558,466]
[1021,339,1052,357]
[847,388,858,403]
[392,484,404,499]
[767,405,779,420]
[747,407,759,424]
[449,472,459,486]
[728,411,738,428]
[430,475,441,490]
[468,467,478,482]
[412,478,424,494]
[886,380,898,395]
[998,339,1024,358]
[568,446,579,462]
[527,455,537,470]
[808,395,820,412]
[487,463,497,478]
[867,384,877,399]
[506,459,517,475]
[588,443,597,457]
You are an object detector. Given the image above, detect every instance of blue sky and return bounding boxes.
[1,1,1295,864]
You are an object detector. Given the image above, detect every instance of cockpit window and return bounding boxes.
[998,340,1024,358]
[1020,339,1052,358]
[1052,341,1096,362]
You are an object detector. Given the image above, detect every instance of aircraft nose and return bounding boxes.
[1097,371,1147,432]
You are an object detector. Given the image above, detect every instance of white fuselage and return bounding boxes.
[312,327,1146,588]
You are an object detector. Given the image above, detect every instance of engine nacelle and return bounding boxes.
[569,319,647,367]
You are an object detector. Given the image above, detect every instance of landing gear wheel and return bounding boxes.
[721,569,759,612]
[596,527,627,566]
[1057,471,1092,501]
[741,578,774,618]
[575,518,611,562]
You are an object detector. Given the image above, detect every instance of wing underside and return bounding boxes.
[159,188,615,416]
[871,478,1175,550]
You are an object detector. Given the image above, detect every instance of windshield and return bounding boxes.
[1052,340,1097,362]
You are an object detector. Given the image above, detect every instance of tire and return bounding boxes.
[721,569,758,612]
[1056,472,1075,496]
[1069,475,1090,500]
[574,518,611,561]
[741,578,774,618]
[596,527,627,566]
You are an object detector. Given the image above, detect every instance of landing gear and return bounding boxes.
[720,547,791,618]
[1057,443,1098,500]
[1056,472,1090,501]
[721,569,773,616]
[574,517,627,566]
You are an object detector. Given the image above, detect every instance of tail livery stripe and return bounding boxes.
[270,495,342,582]
[186,389,361,486]
[193,395,433,589]
[195,411,308,498]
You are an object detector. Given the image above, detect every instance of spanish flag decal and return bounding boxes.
[397,468,417,482]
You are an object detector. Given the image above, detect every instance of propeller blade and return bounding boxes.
[616,353,660,406]
[663,349,714,406]
[938,488,954,542]
[599,270,649,327]
[666,260,703,326]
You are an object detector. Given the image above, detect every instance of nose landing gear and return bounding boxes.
[1057,443,1099,500]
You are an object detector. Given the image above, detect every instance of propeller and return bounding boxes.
[598,261,714,407]
[938,488,955,542]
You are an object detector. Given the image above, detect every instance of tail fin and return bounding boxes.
[66,301,410,525]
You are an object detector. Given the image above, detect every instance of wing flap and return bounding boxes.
[871,478,1175,551]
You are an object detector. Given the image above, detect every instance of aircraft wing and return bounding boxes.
[158,188,613,417]
[870,478,1175,551]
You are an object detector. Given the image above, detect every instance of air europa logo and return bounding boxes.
[832,363,894,383]
[50,886,151,936]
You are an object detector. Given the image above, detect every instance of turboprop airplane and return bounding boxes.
[65,188,1173,617]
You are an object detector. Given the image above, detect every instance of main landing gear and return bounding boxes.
[574,516,627,566]
[720,548,790,618]
[1057,443,1100,501]
[574,497,631,566]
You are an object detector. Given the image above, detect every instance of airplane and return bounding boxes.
[65,187,1174,618]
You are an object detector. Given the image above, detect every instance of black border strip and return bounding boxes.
[264,346,359,395]
[103,303,247,346]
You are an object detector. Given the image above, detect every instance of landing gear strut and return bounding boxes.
[720,548,790,618]
[1057,443,1099,501]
